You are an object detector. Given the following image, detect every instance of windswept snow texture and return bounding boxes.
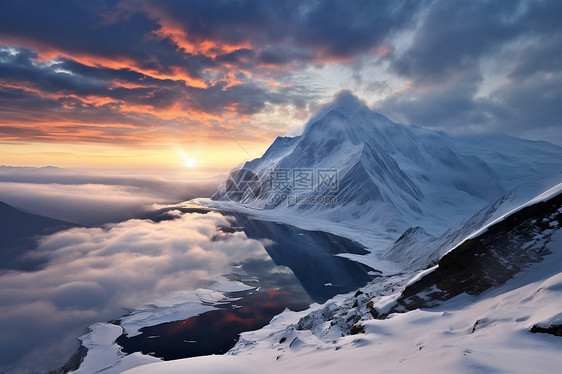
[126,184,562,374]
[212,93,562,237]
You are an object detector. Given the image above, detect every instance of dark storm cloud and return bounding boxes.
[55,58,175,87]
[0,49,108,96]
[215,48,256,66]
[508,35,562,79]
[0,0,158,61]
[0,49,172,103]
[390,0,562,82]
[257,46,313,66]
[390,1,521,82]
[374,0,562,141]
[0,0,420,71]
[0,0,561,142]
[374,71,489,129]
[489,71,562,134]
[0,0,221,86]
[141,0,422,59]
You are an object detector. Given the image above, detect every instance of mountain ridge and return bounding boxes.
[212,92,562,237]
[0,200,76,270]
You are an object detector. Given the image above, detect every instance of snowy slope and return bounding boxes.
[384,172,562,271]
[388,182,562,313]
[124,183,562,373]
[211,92,562,239]
[455,134,562,190]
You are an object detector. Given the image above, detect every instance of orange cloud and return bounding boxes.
[207,70,246,90]
[150,16,252,59]
[0,81,61,100]
[1,37,209,89]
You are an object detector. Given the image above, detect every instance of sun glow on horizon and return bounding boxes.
[184,157,197,168]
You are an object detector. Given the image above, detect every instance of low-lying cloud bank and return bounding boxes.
[0,211,264,373]
[0,166,222,225]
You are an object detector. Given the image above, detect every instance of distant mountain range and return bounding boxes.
[0,201,75,270]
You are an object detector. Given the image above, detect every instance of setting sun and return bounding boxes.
[184,157,196,168]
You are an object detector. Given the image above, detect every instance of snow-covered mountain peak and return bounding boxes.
[212,92,562,238]
[304,90,370,127]
[303,100,401,150]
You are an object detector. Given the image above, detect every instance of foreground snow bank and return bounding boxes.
[124,355,262,374]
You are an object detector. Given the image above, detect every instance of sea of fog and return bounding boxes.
[0,171,374,373]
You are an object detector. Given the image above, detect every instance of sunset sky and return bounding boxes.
[1,0,561,175]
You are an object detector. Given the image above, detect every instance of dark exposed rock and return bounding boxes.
[471,319,486,334]
[350,324,365,335]
[530,324,562,337]
[289,337,299,348]
[366,300,379,319]
[49,344,88,374]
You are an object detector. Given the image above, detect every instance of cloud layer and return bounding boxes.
[0,211,264,372]
[1,0,560,149]
[0,166,221,224]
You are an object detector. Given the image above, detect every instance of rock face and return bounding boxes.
[212,92,562,236]
[388,190,562,314]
